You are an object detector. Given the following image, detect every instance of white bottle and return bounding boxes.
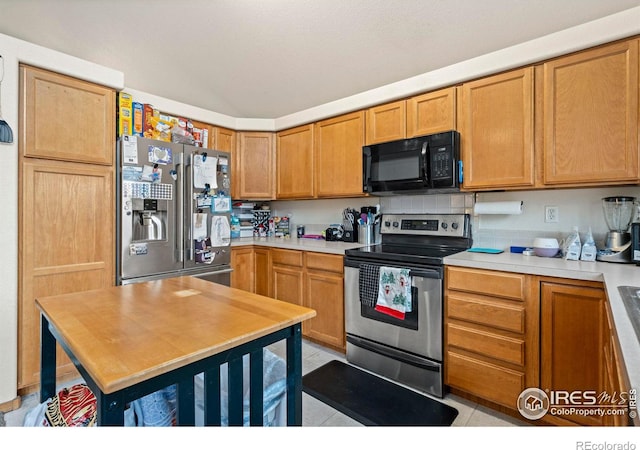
[565,226,581,261]
[580,227,597,262]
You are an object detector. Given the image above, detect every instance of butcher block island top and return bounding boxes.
[36,276,316,395]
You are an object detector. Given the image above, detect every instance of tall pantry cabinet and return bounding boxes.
[18,65,116,393]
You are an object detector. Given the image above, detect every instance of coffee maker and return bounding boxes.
[596,196,636,263]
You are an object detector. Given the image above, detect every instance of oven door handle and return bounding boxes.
[344,259,442,279]
[346,335,440,372]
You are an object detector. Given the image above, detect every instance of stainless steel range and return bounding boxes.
[343,213,472,398]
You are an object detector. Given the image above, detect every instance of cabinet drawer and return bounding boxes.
[447,294,525,333]
[447,323,525,366]
[305,252,343,273]
[271,248,303,267]
[447,267,525,300]
[446,351,525,409]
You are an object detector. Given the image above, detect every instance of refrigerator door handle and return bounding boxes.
[176,152,184,263]
[186,152,194,262]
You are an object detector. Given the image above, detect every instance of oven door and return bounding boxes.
[344,259,442,361]
[363,137,429,194]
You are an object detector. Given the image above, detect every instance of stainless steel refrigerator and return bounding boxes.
[117,135,232,286]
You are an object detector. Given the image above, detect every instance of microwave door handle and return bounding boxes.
[421,142,429,183]
[363,148,371,192]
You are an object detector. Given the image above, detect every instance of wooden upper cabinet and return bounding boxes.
[542,39,639,185]
[407,87,457,137]
[213,126,236,153]
[20,65,115,165]
[235,131,274,199]
[458,67,535,190]
[276,124,314,199]
[365,100,406,145]
[314,111,366,198]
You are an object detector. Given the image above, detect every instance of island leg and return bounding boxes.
[286,323,302,426]
[40,315,56,403]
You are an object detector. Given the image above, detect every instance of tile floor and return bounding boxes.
[3,338,527,427]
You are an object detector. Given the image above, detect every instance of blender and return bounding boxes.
[596,196,636,263]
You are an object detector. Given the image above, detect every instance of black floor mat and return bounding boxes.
[302,360,458,426]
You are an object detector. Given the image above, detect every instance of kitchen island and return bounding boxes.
[36,276,316,426]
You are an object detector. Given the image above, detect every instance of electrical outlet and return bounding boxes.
[545,206,559,223]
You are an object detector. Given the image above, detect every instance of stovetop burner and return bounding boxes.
[345,243,467,266]
[344,213,472,266]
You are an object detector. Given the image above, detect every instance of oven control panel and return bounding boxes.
[380,213,469,238]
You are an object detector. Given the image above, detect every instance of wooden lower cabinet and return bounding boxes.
[230,246,270,295]
[602,299,632,426]
[271,248,305,306]
[445,268,630,427]
[303,253,345,350]
[19,158,115,392]
[445,267,539,411]
[540,279,606,426]
[254,247,271,296]
[230,247,255,291]
[231,246,345,350]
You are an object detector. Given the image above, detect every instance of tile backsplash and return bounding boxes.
[379,193,474,215]
[270,185,640,250]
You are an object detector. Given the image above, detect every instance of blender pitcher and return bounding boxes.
[599,196,636,262]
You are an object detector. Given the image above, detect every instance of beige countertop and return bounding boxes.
[231,236,365,255]
[444,250,640,406]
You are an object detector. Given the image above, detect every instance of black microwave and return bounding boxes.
[363,130,461,195]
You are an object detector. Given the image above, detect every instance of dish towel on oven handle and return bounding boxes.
[375,266,412,319]
[358,263,380,307]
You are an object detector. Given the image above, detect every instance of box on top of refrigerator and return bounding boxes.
[132,102,144,137]
[118,93,132,137]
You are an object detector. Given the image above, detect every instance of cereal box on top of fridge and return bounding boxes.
[118,93,132,137]
[132,102,144,137]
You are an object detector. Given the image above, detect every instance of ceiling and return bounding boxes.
[0,0,638,119]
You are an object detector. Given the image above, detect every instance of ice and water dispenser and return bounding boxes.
[131,198,166,241]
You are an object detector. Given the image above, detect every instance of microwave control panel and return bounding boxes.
[430,146,454,179]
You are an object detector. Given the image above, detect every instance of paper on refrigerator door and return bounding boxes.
[193,213,208,241]
[211,215,231,246]
[193,155,218,189]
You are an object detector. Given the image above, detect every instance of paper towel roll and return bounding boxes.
[473,201,523,215]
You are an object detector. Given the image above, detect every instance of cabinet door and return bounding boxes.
[304,270,345,350]
[276,124,314,199]
[458,67,535,190]
[214,126,236,153]
[20,65,115,165]
[272,265,304,306]
[543,39,639,185]
[540,281,605,426]
[314,111,365,198]
[19,159,115,391]
[230,247,254,292]
[406,87,457,137]
[236,131,274,199]
[365,100,406,145]
[254,247,271,296]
